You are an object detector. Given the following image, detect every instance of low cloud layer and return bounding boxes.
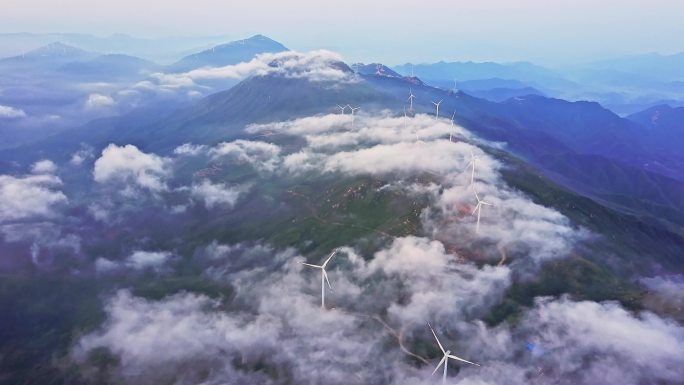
[0,174,66,222]
[85,93,115,109]
[93,144,171,193]
[77,238,684,385]
[190,180,249,209]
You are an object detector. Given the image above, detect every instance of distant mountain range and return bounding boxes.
[166,35,288,73]
[0,32,235,63]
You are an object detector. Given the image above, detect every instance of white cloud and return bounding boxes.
[141,50,354,93]
[70,147,94,166]
[31,159,57,174]
[0,104,26,119]
[125,250,172,270]
[93,144,170,192]
[190,180,249,209]
[0,174,66,222]
[95,257,120,273]
[85,93,115,109]
[209,140,281,172]
[262,113,582,265]
[173,143,207,156]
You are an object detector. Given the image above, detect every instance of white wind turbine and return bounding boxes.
[408,88,416,111]
[450,111,457,142]
[429,323,480,385]
[432,99,443,118]
[300,249,338,309]
[349,106,360,128]
[471,189,493,233]
[336,104,348,115]
[465,149,477,186]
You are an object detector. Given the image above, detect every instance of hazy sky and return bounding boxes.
[2,0,683,65]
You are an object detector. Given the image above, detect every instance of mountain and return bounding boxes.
[57,54,160,80]
[0,42,96,72]
[456,78,533,91]
[626,104,684,171]
[392,61,573,90]
[353,63,404,78]
[579,52,684,83]
[627,104,684,131]
[166,34,288,73]
[3,59,684,228]
[464,87,544,102]
[0,32,235,63]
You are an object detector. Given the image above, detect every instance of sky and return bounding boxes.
[2,0,683,66]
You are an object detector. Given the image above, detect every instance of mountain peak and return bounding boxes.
[27,41,89,57]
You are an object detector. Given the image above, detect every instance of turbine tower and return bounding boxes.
[349,106,360,128]
[408,88,416,111]
[429,324,480,385]
[465,149,476,186]
[450,111,457,142]
[432,99,443,118]
[299,249,338,309]
[471,189,493,233]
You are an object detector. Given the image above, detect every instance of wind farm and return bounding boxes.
[2,3,683,384]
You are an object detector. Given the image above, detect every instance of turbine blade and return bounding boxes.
[431,355,447,376]
[428,324,446,354]
[447,355,480,367]
[322,249,337,267]
[300,262,322,268]
[481,201,493,206]
[471,203,480,215]
[323,270,332,290]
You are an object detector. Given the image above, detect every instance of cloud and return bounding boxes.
[85,93,115,109]
[141,50,354,94]
[190,180,249,209]
[76,235,684,385]
[125,251,172,270]
[70,146,94,166]
[510,296,684,384]
[0,222,80,265]
[0,174,67,222]
[76,239,509,384]
[256,113,584,265]
[173,143,207,156]
[94,251,172,273]
[209,140,281,172]
[72,111,667,385]
[93,144,171,192]
[0,104,26,119]
[31,159,57,174]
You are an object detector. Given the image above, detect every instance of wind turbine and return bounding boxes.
[408,88,416,111]
[432,99,443,118]
[299,249,338,309]
[336,104,348,115]
[429,323,480,385]
[349,106,360,128]
[465,149,476,186]
[450,111,456,142]
[471,189,493,233]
